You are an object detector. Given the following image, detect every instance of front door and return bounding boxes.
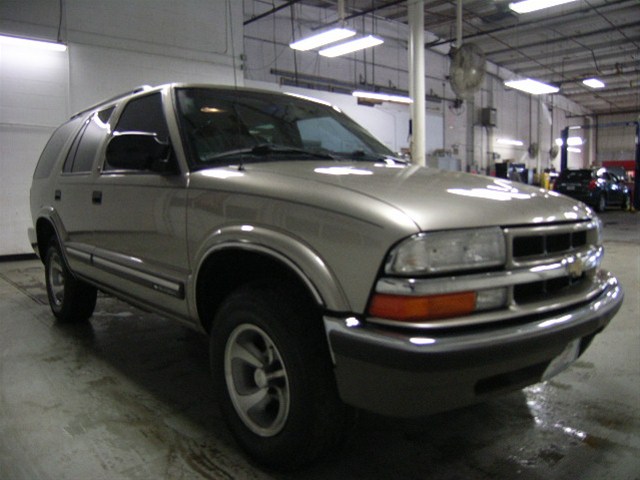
[90,92,190,318]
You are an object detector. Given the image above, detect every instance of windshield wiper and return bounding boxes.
[206,143,334,162]
[342,150,407,164]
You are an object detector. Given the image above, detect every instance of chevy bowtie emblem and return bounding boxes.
[566,257,585,279]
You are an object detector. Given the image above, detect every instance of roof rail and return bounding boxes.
[70,85,154,120]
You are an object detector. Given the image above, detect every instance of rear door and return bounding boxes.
[55,110,111,278]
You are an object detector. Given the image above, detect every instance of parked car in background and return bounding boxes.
[29,84,623,470]
[554,168,631,212]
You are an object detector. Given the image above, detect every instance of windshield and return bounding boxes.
[175,87,394,168]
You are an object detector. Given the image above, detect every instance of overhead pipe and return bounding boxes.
[425,0,632,48]
[243,0,301,26]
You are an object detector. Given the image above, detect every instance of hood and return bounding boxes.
[243,161,594,231]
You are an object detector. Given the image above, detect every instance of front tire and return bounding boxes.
[210,282,351,470]
[44,238,97,322]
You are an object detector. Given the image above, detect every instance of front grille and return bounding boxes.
[505,221,599,306]
[512,229,588,260]
[505,221,598,268]
[514,275,586,304]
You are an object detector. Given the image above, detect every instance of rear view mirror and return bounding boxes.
[106,132,175,173]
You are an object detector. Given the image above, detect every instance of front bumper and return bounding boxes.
[324,271,623,417]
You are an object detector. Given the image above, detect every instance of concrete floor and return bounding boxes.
[0,211,638,480]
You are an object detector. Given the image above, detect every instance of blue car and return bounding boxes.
[555,168,631,212]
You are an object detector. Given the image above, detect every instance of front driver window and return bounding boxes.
[105,93,172,171]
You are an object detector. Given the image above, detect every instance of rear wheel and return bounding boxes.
[621,194,631,211]
[44,238,97,322]
[210,282,351,470]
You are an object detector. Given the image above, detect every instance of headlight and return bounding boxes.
[385,227,506,275]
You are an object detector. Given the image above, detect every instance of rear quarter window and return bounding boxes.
[63,111,112,174]
[33,116,84,179]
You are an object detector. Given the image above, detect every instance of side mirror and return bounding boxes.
[105,132,176,173]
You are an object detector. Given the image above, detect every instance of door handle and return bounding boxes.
[92,191,102,204]
[54,190,61,201]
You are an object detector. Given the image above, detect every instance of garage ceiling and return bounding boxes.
[253,0,640,116]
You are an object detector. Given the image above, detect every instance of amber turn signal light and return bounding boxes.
[369,292,477,321]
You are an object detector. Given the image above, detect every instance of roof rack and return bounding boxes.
[70,85,154,119]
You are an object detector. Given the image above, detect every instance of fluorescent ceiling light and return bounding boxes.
[0,34,67,52]
[496,138,524,147]
[289,28,355,51]
[567,147,581,153]
[319,35,384,58]
[509,0,578,14]
[352,91,413,104]
[582,78,605,89]
[505,79,559,95]
[555,137,583,147]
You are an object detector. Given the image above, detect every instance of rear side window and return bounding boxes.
[34,116,84,179]
[63,110,112,173]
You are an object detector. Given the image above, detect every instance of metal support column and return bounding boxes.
[560,126,569,172]
[409,0,426,166]
[634,122,640,209]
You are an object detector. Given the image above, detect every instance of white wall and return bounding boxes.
[0,0,242,255]
[595,114,638,164]
[0,39,70,255]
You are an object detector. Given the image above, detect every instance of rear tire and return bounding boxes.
[210,282,351,470]
[621,194,630,211]
[44,238,97,323]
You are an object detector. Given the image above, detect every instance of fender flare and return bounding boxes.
[189,224,351,315]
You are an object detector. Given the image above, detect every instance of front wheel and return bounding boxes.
[210,283,351,470]
[44,238,97,322]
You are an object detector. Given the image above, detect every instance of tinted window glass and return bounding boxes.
[98,106,115,124]
[175,88,392,168]
[63,118,90,173]
[297,116,370,153]
[115,93,168,141]
[71,114,110,172]
[106,93,171,172]
[34,116,84,179]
